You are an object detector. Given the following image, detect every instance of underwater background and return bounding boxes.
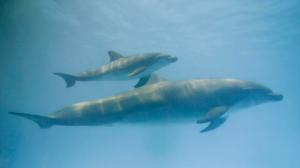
[1,0,300,168]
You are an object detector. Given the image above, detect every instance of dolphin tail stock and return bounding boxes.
[8,112,54,129]
[54,72,77,88]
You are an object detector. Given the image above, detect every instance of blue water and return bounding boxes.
[1,0,299,168]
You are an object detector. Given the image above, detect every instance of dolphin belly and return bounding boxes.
[118,104,204,125]
[98,66,157,81]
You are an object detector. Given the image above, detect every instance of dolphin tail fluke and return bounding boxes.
[54,73,77,88]
[8,112,54,129]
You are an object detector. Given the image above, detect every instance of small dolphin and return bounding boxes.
[9,77,283,132]
[54,51,177,88]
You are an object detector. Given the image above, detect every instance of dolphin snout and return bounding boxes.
[170,56,178,62]
[164,55,178,62]
[158,54,178,62]
[269,92,283,101]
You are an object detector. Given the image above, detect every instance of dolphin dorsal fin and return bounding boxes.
[108,51,124,62]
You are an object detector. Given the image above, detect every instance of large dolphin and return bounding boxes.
[9,77,283,132]
[54,51,178,88]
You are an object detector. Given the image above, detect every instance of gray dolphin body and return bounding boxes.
[54,51,177,88]
[9,78,283,132]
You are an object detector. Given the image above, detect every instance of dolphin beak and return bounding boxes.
[268,92,283,101]
[170,56,178,62]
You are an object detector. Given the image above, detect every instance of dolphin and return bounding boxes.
[8,77,283,132]
[54,51,178,88]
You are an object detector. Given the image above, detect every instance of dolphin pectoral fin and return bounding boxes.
[134,74,168,88]
[134,75,151,88]
[146,74,168,84]
[108,51,124,62]
[196,106,228,124]
[128,66,146,77]
[200,116,228,133]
